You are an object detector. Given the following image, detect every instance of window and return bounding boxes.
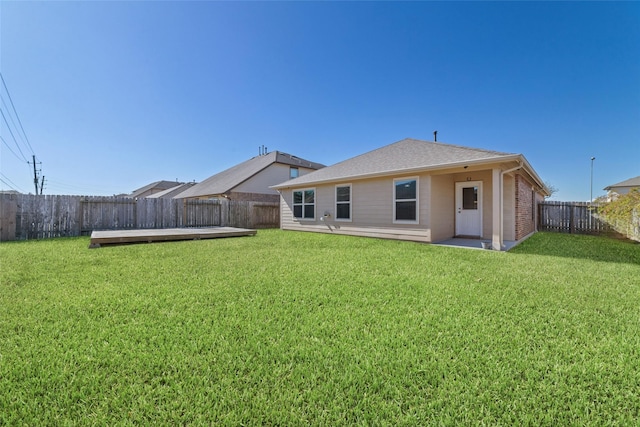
[336,184,351,221]
[289,167,299,179]
[394,178,418,222]
[293,189,315,220]
[462,186,478,210]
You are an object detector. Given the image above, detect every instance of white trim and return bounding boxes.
[393,177,419,224]
[292,187,316,221]
[335,183,352,222]
[272,154,527,190]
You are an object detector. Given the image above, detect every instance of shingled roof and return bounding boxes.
[176,151,325,199]
[272,138,521,189]
[145,182,196,199]
[604,175,640,190]
[130,180,183,198]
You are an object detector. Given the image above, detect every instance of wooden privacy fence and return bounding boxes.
[538,201,613,235]
[0,194,280,241]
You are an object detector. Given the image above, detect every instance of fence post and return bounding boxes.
[569,204,575,234]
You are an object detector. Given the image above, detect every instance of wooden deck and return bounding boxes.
[89,227,256,248]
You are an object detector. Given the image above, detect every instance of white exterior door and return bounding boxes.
[455,181,482,237]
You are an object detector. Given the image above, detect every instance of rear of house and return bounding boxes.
[273,138,548,250]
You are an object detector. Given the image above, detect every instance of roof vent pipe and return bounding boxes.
[434,130,438,142]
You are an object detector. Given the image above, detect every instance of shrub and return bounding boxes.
[598,188,640,241]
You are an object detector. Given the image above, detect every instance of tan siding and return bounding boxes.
[280,191,295,229]
[280,174,431,242]
[430,174,454,242]
[234,164,316,195]
[420,175,431,228]
[316,185,333,219]
[352,178,393,225]
[280,164,535,245]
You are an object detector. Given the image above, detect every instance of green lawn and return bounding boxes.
[1,230,639,425]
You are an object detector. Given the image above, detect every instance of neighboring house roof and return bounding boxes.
[273,138,546,192]
[131,180,182,198]
[145,182,197,199]
[176,151,325,199]
[604,175,640,191]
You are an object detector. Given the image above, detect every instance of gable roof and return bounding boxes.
[604,175,640,191]
[145,182,197,199]
[130,180,182,198]
[273,138,527,189]
[176,151,325,199]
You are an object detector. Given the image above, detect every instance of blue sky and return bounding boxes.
[1,1,638,201]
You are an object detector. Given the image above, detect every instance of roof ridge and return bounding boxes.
[606,175,640,188]
[273,137,524,190]
[406,138,515,156]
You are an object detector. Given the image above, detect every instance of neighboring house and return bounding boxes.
[145,182,197,199]
[176,151,325,202]
[272,138,549,251]
[604,176,640,201]
[131,180,184,198]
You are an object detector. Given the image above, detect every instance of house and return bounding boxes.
[130,180,184,198]
[604,176,640,201]
[176,151,325,202]
[272,138,549,251]
[145,182,196,199]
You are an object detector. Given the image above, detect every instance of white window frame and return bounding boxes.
[289,167,299,180]
[393,177,419,224]
[292,188,315,221]
[335,184,352,222]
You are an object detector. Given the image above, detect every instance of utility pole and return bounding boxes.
[40,175,45,195]
[32,155,39,194]
[590,157,595,203]
[29,155,42,195]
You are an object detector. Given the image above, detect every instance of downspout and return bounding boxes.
[498,161,522,250]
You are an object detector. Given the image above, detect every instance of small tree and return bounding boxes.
[543,181,558,199]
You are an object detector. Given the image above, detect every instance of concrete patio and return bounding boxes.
[433,238,517,251]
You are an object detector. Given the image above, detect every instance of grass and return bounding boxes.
[1,230,639,425]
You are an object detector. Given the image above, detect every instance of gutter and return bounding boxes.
[271,154,525,190]
[498,161,523,249]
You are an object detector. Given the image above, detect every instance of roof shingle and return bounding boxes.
[273,138,517,188]
[177,151,324,198]
[604,175,640,190]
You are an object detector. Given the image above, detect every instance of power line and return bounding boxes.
[0,172,26,193]
[0,72,42,194]
[0,135,27,163]
[0,72,35,155]
[0,108,29,163]
[0,177,19,192]
[1,95,32,157]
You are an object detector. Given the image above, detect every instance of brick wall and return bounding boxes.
[229,191,280,203]
[515,174,538,240]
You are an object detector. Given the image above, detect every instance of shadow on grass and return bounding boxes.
[509,232,640,265]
